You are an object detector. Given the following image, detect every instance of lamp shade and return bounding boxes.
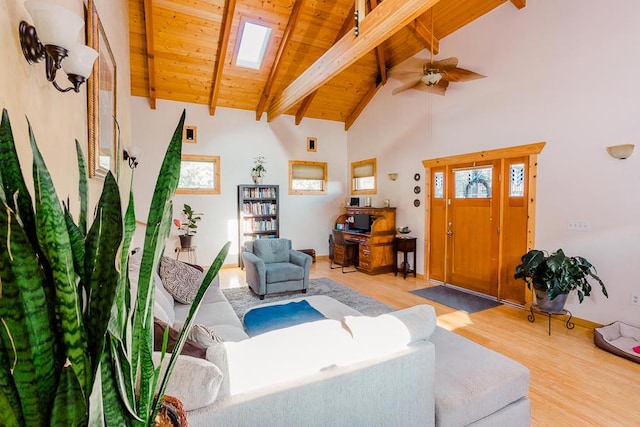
[606,144,634,160]
[62,44,98,78]
[24,1,84,49]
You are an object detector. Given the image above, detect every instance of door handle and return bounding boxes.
[447,230,453,235]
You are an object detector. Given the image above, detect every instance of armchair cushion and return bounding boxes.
[253,239,291,263]
[266,262,304,283]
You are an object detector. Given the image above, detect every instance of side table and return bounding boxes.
[175,246,197,264]
[394,236,417,279]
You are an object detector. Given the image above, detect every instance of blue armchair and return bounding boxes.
[242,239,312,299]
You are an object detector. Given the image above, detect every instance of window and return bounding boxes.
[289,160,327,195]
[433,171,444,198]
[234,19,272,70]
[509,163,525,197]
[177,155,220,194]
[453,166,492,199]
[351,158,377,195]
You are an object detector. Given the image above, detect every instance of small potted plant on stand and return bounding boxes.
[251,156,267,184]
[174,203,203,248]
[514,248,608,312]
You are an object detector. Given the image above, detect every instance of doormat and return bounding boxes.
[410,285,502,313]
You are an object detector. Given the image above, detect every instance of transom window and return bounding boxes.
[351,158,377,195]
[289,160,327,195]
[454,167,492,199]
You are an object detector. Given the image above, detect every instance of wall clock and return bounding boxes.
[414,186,421,194]
[414,199,421,207]
[414,173,421,181]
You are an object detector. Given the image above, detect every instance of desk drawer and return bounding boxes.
[358,260,371,271]
[359,246,371,261]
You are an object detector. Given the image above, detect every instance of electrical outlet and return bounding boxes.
[568,220,591,231]
[632,292,640,306]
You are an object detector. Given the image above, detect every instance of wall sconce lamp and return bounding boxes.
[123,147,142,169]
[388,173,398,181]
[606,144,634,160]
[19,1,98,93]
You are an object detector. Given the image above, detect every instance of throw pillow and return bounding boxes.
[159,256,204,304]
[154,317,207,359]
[173,321,224,347]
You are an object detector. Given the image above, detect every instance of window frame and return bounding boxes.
[351,158,377,195]
[176,154,221,195]
[289,160,327,195]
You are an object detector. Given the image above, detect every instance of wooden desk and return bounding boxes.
[334,207,396,275]
[394,236,417,279]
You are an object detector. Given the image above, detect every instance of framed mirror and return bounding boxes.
[87,0,118,179]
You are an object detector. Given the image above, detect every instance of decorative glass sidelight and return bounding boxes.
[454,167,492,199]
[510,163,525,197]
[434,172,444,198]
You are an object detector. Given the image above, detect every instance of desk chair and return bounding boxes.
[330,230,358,273]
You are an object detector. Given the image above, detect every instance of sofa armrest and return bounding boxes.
[289,250,312,288]
[242,252,266,292]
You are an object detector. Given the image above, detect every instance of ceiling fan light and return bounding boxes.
[422,71,442,86]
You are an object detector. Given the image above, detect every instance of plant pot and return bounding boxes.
[534,289,568,313]
[179,235,193,249]
[252,173,263,184]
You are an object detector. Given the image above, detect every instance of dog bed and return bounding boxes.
[594,321,640,364]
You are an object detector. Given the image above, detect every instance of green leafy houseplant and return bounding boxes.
[173,204,202,236]
[251,156,266,177]
[514,249,608,305]
[0,108,230,426]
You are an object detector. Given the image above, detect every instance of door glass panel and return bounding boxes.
[454,167,492,199]
[509,163,525,197]
[434,172,444,198]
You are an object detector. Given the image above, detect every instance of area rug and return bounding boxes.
[222,277,392,320]
[411,285,502,313]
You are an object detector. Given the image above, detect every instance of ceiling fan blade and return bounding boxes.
[414,80,449,96]
[390,57,429,75]
[392,77,423,95]
[431,57,458,69]
[444,67,486,82]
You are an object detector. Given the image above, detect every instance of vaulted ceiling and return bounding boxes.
[129,0,525,130]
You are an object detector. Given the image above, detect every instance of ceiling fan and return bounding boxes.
[390,10,486,96]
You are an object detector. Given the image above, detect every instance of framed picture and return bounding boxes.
[87,0,117,179]
[183,125,197,144]
[307,137,317,152]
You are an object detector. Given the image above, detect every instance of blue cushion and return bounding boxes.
[265,262,304,283]
[244,300,326,336]
[253,239,291,264]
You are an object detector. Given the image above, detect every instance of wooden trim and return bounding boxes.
[255,0,304,120]
[268,0,443,121]
[422,142,546,168]
[209,0,236,116]
[143,0,157,109]
[412,15,439,54]
[510,0,526,10]
[345,81,382,131]
[177,154,221,195]
[289,160,327,195]
[368,0,387,84]
[294,5,354,125]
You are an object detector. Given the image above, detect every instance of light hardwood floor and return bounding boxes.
[219,260,640,426]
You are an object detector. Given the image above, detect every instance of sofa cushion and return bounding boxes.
[173,321,224,346]
[159,256,204,303]
[429,327,530,427]
[253,239,290,263]
[154,272,176,325]
[265,262,304,283]
[153,318,207,359]
[152,352,223,412]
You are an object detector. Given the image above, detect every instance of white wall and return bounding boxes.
[0,0,132,210]
[130,97,348,265]
[348,0,640,325]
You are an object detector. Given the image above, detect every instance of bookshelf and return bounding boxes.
[237,184,279,267]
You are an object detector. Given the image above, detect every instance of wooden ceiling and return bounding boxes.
[129,0,525,130]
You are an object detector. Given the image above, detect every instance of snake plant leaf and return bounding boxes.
[85,172,123,379]
[0,199,57,426]
[151,241,231,420]
[0,110,37,249]
[63,200,86,297]
[134,110,185,421]
[109,335,141,422]
[0,332,24,426]
[74,140,88,236]
[29,121,90,395]
[50,364,87,426]
[99,336,134,426]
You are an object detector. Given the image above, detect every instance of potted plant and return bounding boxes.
[514,249,608,312]
[174,203,202,248]
[251,156,266,184]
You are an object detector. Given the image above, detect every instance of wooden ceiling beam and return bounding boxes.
[256,0,304,121]
[412,14,439,55]
[510,0,526,9]
[294,5,355,125]
[268,0,443,121]
[143,0,157,109]
[209,0,236,116]
[344,80,382,131]
[369,0,387,85]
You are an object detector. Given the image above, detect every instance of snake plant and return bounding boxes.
[0,108,229,426]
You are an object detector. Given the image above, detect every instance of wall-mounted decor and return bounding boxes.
[87,0,117,179]
[414,199,421,207]
[183,125,197,143]
[414,173,421,181]
[307,137,317,152]
[414,185,421,194]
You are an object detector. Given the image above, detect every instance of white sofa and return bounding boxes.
[146,259,530,426]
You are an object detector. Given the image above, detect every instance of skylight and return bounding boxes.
[235,22,271,70]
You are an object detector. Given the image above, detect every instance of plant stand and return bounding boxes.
[527,304,574,336]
